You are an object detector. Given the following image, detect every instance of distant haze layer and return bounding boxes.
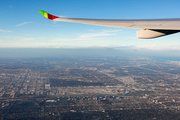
[0,48,180,61]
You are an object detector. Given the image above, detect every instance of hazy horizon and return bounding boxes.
[1,47,180,61]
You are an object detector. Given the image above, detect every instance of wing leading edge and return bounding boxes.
[39,10,180,39]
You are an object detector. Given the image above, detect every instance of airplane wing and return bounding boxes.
[39,10,180,39]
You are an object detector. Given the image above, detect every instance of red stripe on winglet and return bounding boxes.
[48,14,59,20]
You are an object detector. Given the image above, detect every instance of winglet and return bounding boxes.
[38,10,59,20]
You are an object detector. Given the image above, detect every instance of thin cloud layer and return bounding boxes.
[16,22,33,26]
[80,29,121,38]
[21,38,34,41]
[52,29,121,41]
[80,33,112,38]
[135,45,180,51]
[0,29,12,33]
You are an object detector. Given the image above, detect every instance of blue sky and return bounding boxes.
[1,0,180,50]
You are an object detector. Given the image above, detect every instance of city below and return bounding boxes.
[0,57,180,119]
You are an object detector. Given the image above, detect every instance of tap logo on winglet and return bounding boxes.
[38,10,59,20]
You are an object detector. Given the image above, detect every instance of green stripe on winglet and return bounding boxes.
[38,10,45,16]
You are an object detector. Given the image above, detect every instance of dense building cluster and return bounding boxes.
[0,57,180,119]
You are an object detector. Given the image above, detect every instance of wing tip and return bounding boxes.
[38,10,59,20]
[38,10,44,15]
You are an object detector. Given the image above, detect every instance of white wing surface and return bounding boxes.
[39,10,180,39]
